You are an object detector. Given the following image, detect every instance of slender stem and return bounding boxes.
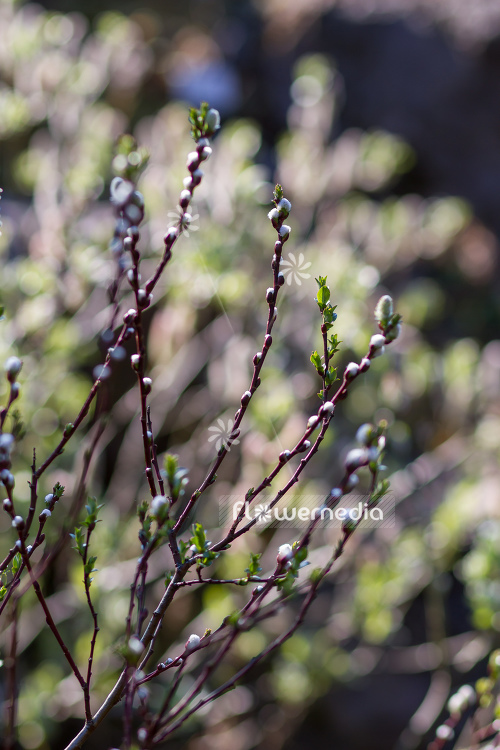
[0,382,19,430]
[82,525,99,723]
[24,449,38,539]
[0,421,105,616]
[174,238,285,534]
[4,597,18,750]
[122,664,135,750]
[148,407,165,496]
[64,570,185,750]
[143,657,188,745]
[153,556,333,743]
[321,324,330,401]
[20,539,86,690]
[34,325,128,481]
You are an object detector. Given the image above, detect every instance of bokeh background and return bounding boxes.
[2,0,500,749]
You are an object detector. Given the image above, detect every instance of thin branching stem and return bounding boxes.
[4,597,18,750]
[82,525,99,722]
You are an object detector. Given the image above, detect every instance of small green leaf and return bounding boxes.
[245,552,262,578]
[292,543,308,565]
[323,305,337,324]
[53,482,65,500]
[317,285,330,309]
[82,496,104,528]
[179,540,191,563]
[224,611,240,628]
[191,522,206,553]
[12,553,22,576]
[310,351,322,369]
[369,478,390,507]
[327,334,341,358]
[164,453,179,482]
[72,527,87,557]
[309,567,323,585]
[325,367,338,386]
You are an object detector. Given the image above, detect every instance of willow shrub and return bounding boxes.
[0,101,410,749]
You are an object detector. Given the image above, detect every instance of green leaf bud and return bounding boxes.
[204,108,220,134]
[385,323,401,342]
[374,295,393,327]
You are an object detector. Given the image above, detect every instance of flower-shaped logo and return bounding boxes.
[167,205,200,237]
[280,252,312,286]
[208,418,240,453]
[253,503,272,524]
